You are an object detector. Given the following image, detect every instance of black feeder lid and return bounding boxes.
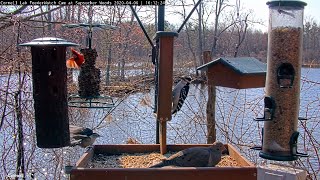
[266,0,307,7]
[19,37,79,47]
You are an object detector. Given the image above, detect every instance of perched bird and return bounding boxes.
[66,48,85,69]
[149,141,226,168]
[171,76,192,115]
[69,125,101,148]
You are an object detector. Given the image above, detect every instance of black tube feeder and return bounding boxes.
[20,37,78,148]
[253,0,308,161]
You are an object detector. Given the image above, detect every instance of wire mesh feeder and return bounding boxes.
[68,94,115,109]
[68,48,115,109]
[64,23,117,109]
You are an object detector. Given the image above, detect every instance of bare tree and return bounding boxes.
[233,13,250,57]
[196,0,204,77]
[211,0,230,56]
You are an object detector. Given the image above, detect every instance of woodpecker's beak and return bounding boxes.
[182,76,192,83]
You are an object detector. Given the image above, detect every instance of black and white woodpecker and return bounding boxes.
[69,125,101,148]
[171,76,192,115]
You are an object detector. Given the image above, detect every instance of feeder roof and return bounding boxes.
[19,37,79,47]
[266,0,307,7]
[197,57,267,75]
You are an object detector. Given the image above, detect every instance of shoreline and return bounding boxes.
[301,64,320,68]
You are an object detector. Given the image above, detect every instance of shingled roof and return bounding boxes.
[197,57,267,75]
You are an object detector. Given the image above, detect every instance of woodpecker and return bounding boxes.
[171,76,192,115]
[69,125,101,148]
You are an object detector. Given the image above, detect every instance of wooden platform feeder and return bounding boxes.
[197,57,267,89]
[69,144,257,180]
[20,37,78,148]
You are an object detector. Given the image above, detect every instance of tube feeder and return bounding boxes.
[20,37,78,148]
[258,0,308,161]
[154,31,178,154]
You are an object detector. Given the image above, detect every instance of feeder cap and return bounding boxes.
[19,37,79,47]
[266,0,307,7]
[153,31,179,40]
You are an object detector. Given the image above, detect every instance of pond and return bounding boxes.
[0,67,319,179]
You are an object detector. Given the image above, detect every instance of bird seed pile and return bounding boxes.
[78,48,101,98]
[88,152,240,168]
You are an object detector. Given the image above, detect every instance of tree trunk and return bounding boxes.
[47,6,52,32]
[198,2,204,77]
[77,6,82,22]
[211,0,225,57]
[120,58,125,81]
[106,43,112,85]
[234,14,249,57]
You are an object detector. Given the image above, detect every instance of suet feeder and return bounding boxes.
[20,37,78,148]
[66,47,115,109]
[256,0,308,161]
[63,23,117,109]
[197,57,267,89]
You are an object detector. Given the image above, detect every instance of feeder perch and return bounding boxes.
[68,94,115,109]
[197,57,267,89]
[256,0,308,161]
[250,128,264,151]
[63,23,117,49]
[19,37,78,148]
[254,96,276,121]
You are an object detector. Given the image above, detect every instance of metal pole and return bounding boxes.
[155,5,165,144]
[129,5,154,47]
[158,6,165,31]
[177,0,202,33]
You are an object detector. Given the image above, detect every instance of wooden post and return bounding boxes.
[155,32,178,154]
[20,37,78,148]
[203,51,216,143]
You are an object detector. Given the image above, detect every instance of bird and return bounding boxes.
[149,141,226,168]
[69,125,101,148]
[66,48,85,69]
[171,76,192,115]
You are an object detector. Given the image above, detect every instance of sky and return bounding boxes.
[165,0,320,32]
[242,0,320,31]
